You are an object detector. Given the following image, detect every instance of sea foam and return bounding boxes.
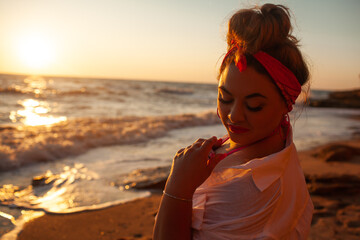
[0,111,220,171]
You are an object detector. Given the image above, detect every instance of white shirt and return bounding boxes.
[192,129,313,240]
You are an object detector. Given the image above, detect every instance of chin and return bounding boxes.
[227,131,253,145]
[228,129,271,147]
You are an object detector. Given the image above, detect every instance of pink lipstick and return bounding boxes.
[228,124,249,134]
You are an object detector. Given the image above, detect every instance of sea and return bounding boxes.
[0,74,359,238]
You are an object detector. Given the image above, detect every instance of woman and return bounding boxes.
[153,3,313,240]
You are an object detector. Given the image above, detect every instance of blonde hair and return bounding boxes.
[219,4,310,87]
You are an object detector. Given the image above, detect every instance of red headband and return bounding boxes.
[222,45,301,112]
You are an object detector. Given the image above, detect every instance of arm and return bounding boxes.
[153,189,193,240]
[153,137,224,240]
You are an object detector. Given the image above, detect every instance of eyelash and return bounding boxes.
[218,97,232,104]
[247,106,263,112]
[218,97,263,112]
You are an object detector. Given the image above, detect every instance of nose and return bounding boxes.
[228,102,245,123]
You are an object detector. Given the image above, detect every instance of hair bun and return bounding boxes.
[227,4,295,54]
[222,4,309,87]
[260,4,292,45]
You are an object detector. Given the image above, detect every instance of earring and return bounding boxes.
[281,113,290,127]
[280,113,290,140]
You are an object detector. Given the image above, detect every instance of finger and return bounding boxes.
[192,138,208,149]
[193,138,205,145]
[185,145,192,150]
[212,138,223,150]
[201,136,218,152]
[183,145,195,154]
[176,148,185,155]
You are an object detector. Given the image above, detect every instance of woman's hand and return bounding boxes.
[164,136,225,199]
[154,137,225,240]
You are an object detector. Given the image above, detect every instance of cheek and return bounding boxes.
[217,102,229,121]
[249,109,283,129]
[247,115,266,128]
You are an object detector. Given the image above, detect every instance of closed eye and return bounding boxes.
[246,104,264,112]
[218,97,233,104]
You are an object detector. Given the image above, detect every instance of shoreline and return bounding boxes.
[16,192,163,240]
[6,136,359,240]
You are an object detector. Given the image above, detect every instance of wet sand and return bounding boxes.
[17,193,162,240]
[16,138,360,240]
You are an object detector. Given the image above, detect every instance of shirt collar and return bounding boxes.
[230,126,296,192]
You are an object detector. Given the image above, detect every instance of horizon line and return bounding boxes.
[0,71,358,92]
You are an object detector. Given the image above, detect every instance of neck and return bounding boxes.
[228,127,287,161]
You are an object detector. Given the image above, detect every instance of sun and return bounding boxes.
[15,33,56,70]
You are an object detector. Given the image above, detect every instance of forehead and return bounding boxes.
[219,64,278,96]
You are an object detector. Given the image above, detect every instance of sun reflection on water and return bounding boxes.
[9,99,67,126]
[23,76,49,97]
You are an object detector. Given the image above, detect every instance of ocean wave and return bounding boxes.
[156,87,194,95]
[0,86,100,98]
[55,88,99,96]
[0,111,220,172]
[0,87,30,95]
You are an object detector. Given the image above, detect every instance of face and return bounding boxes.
[218,64,288,146]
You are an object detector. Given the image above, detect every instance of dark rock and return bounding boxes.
[312,144,360,162]
[0,126,15,132]
[31,175,48,187]
[311,196,341,211]
[309,99,360,108]
[329,90,360,100]
[348,220,360,228]
[306,173,360,196]
[313,209,336,218]
[31,172,57,187]
[309,89,360,109]
[352,131,360,138]
[116,166,170,190]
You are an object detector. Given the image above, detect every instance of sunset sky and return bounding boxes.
[0,0,359,90]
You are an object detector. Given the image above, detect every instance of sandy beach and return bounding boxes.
[14,135,360,240]
[17,193,162,240]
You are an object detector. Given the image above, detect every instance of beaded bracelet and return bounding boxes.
[162,190,192,202]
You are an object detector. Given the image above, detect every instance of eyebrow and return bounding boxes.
[218,86,267,99]
[246,93,267,99]
[219,86,232,95]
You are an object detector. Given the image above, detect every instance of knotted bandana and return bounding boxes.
[222,44,301,112]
